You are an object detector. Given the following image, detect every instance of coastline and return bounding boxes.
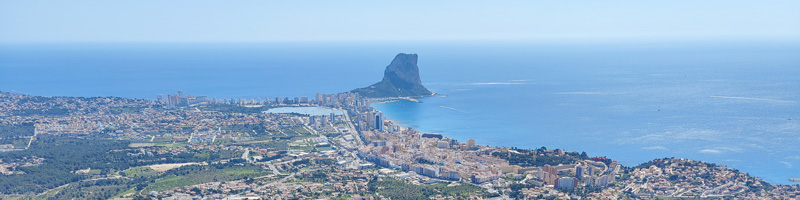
[3,89,799,199]
[367,93,435,104]
[370,96,798,186]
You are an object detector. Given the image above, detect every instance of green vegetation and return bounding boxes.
[0,123,34,149]
[5,162,267,199]
[281,127,304,136]
[0,135,130,194]
[194,152,211,159]
[121,167,160,178]
[110,188,138,199]
[0,135,239,195]
[46,179,132,199]
[492,148,579,167]
[316,146,334,151]
[367,178,487,199]
[292,126,311,134]
[240,140,288,150]
[323,132,341,138]
[147,175,194,193]
[12,108,70,117]
[296,171,329,183]
[0,123,34,138]
[141,164,266,193]
[109,106,143,114]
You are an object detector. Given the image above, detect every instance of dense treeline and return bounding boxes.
[0,135,130,194]
[15,163,266,199]
[0,123,34,138]
[108,106,145,114]
[367,178,487,199]
[12,108,71,117]
[492,151,578,167]
[49,178,133,199]
[0,135,238,195]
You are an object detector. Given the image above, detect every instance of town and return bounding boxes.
[0,90,798,199]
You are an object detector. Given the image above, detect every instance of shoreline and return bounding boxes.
[370,96,799,186]
[366,93,436,104]
[3,90,796,186]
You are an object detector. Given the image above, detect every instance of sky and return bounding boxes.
[0,0,799,43]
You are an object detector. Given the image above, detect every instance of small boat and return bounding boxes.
[790,178,800,182]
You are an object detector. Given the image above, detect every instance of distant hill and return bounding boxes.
[351,53,433,98]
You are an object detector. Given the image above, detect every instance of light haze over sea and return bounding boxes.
[1,41,798,184]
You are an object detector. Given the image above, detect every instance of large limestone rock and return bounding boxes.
[352,53,433,98]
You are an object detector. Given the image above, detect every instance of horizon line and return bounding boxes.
[2,36,800,45]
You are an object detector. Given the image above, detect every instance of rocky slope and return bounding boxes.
[351,53,433,98]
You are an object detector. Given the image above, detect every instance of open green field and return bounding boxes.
[109,188,137,199]
[316,146,334,151]
[224,168,262,176]
[121,166,160,178]
[293,126,311,134]
[146,175,195,193]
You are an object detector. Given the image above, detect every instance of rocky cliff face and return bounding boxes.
[352,53,433,98]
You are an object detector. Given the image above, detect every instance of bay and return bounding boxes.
[1,41,798,184]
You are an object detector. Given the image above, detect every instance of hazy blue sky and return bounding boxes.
[1,0,798,43]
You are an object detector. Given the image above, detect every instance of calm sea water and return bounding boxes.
[1,41,798,184]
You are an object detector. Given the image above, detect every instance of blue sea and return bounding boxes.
[1,41,799,184]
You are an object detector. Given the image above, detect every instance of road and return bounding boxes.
[25,127,38,149]
[341,110,363,145]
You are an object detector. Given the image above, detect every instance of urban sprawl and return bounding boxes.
[0,91,798,199]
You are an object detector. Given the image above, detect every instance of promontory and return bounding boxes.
[351,53,434,98]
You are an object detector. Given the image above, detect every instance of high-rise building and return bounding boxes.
[466,139,476,150]
[575,166,583,179]
[165,95,172,106]
[374,112,384,132]
[437,141,449,148]
[595,174,615,186]
[177,90,183,98]
[557,177,578,189]
[316,93,323,106]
